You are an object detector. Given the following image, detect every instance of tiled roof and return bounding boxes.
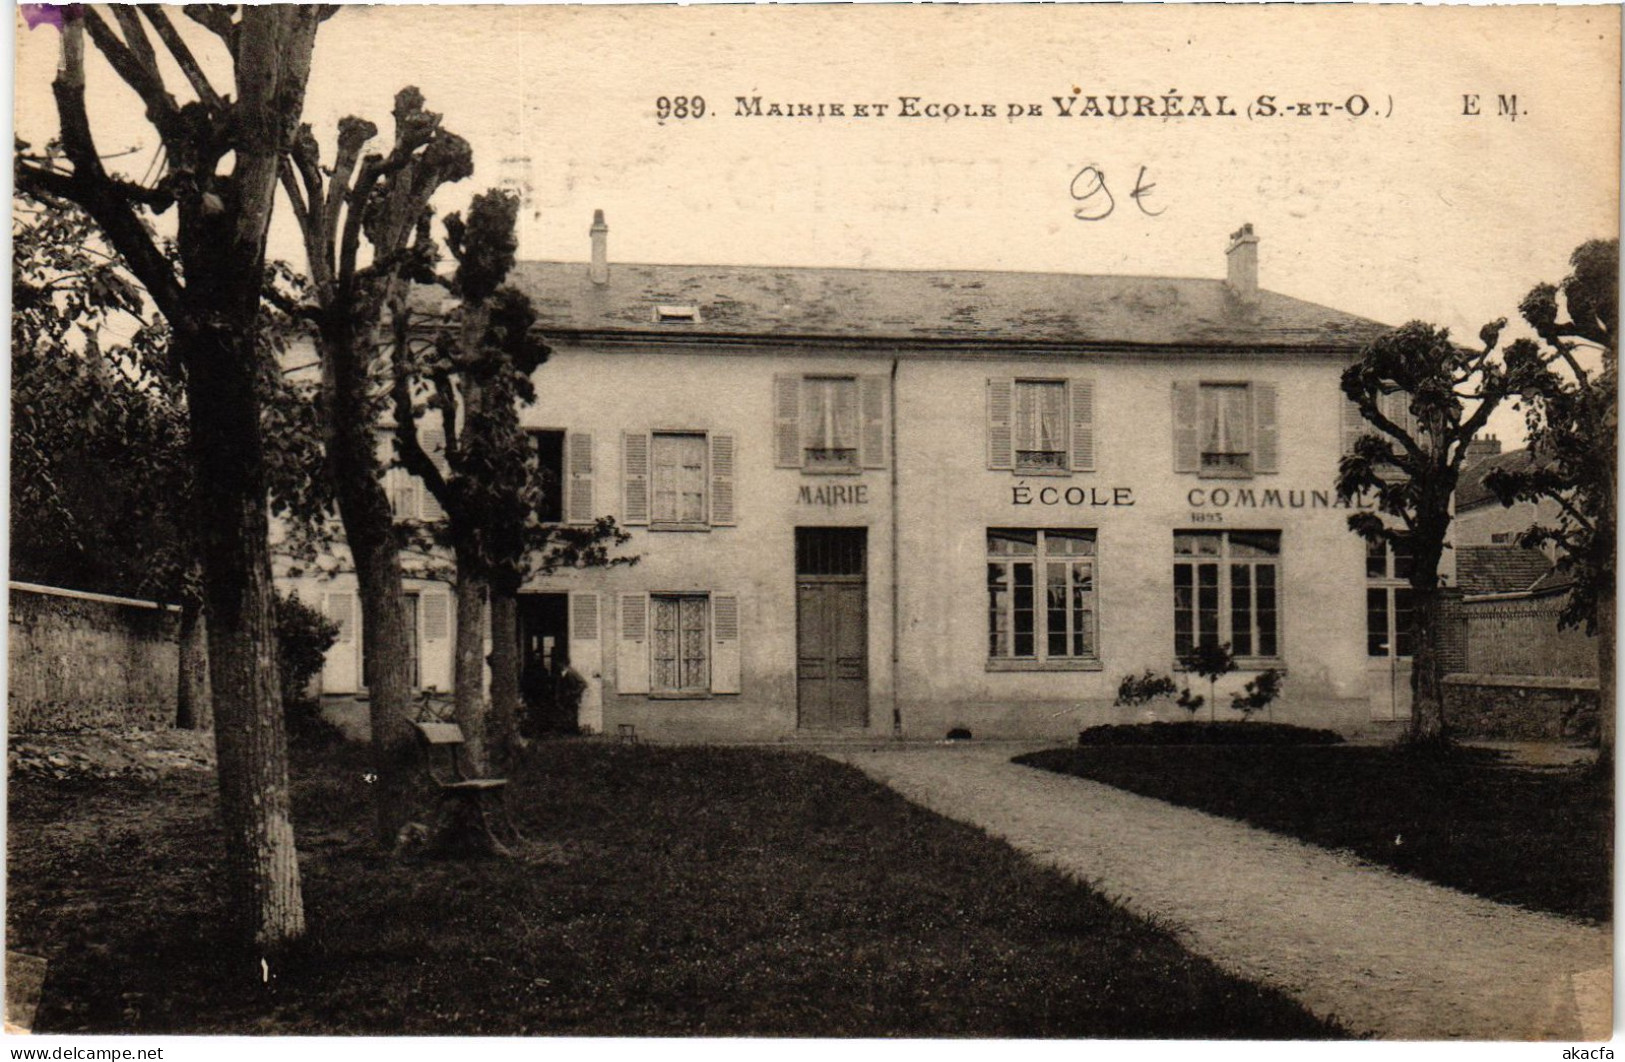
[421,262,1391,350]
[1456,545,1555,596]
[1456,448,1543,511]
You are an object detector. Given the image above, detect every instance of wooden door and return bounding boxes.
[797,580,868,728]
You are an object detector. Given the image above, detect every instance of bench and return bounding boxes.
[410,720,524,853]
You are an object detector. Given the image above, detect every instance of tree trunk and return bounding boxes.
[176,597,212,729]
[183,325,305,953]
[1596,581,1614,764]
[323,317,416,848]
[1408,578,1448,746]
[488,586,520,768]
[453,546,490,776]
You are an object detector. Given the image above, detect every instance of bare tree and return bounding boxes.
[275,91,472,845]
[15,5,333,952]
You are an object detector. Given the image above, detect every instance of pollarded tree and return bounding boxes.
[1484,239,1617,762]
[1336,319,1515,747]
[14,5,331,953]
[276,90,472,846]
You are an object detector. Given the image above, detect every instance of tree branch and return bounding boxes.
[138,6,225,111]
[181,5,238,58]
[82,8,178,130]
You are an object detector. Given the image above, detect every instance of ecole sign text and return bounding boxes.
[1012,483,1136,507]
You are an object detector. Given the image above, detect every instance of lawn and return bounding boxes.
[1016,743,1612,923]
[8,740,1340,1037]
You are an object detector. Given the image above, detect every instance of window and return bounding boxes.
[1172,381,1279,477]
[651,432,708,527]
[1015,380,1068,471]
[1366,539,1415,658]
[986,377,1095,473]
[987,529,1099,667]
[531,429,565,524]
[802,377,860,471]
[1173,530,1280,659]
[774,374,888,471]
[623,431,735,528]
[651,594,709,694]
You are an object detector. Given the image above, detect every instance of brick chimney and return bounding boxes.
[1465,434,1503,463]
[1226,223,1259,304]
[589,209,609,286]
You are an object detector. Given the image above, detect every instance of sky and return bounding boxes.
[12,3,1622,449]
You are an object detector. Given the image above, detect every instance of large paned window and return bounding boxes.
[1366,539,1415,657]
[651,593,709,693]
[651,432,708,527]
[987,529,1099,667]
[1173,530,1281,659]
[802,377,860,471]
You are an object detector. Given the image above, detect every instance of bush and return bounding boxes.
[1231,668,1285,719]
[1075,722,1345,747]
[519,663,586,738]
[276,590,342,746]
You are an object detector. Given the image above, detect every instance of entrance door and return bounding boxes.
[1366,583,1414,721]
[796,528,868,729]
[517,593,575,733]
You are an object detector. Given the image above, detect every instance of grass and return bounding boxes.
[1017,743,1612,923]
[7,741,1343,1037]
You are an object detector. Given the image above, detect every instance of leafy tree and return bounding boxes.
[1484,239,1617,762]
[1337,320,1514,747]
[391,190,632,771]
[1180,642,1235,723]
[15,6,331,953]
[276,89,472,846]
[1230,669,1284,721]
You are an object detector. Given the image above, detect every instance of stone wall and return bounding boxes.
[1443,673,1598,741]
[9,582,179,732]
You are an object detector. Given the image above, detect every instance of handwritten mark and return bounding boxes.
[1069,165,1115,221]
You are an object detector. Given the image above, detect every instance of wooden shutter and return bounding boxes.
[616,592,649,694]
[419,425,448,520]
[1069,377,1096,472]
[565,432,594,524]
[621,431,649,525]
[987,377,1014,470]
[1252,382,1280,474]
[1341,394,1368,455]
[774,375,801,468]
[569,592,603,732]
[711,593,741,694]
[326,592,354,643]
[710,433,736,525]
[419,592,451,692]
[1172,381,1200,472]
[1380,391,1417,439]
[859,374,887,469]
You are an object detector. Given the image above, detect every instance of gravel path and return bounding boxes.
[827,744,1612,1041]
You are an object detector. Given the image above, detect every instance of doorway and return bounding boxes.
[795,528,869,729]
[518,593,574,734]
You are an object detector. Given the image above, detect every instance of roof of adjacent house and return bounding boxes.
[1455,545,1556,596]
[420,262,1392,350]
[1456,448,1543,511]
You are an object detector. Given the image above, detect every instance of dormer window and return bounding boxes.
[653,304,700,323]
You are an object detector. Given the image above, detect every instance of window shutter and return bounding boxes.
[565,432,594,524]
[711,593,742,694]
[859,374,887,469]
[1380,391,1418,440]
[421,593,449,641]
[419,425,448,521]
[710,433,736,525]
[1069,378,1096,472]
[326,592,355,643]
[616,592,649,694]
[419,592,451,691]
[1171,381,1199,473]
[1252,382,1279,474]
[621,432,649,525]
[774,375,801,468]
[569,592,603,732]
[1342,394,1368,455]
[987,377,1014,470]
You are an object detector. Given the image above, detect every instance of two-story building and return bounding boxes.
[291,220,1419,741]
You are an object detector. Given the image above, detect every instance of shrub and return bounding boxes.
[1231,668,1285,720]
[276,590,341,746]
[1075,721,1345,747]
[1179,642,1236,722]
[1114,670,1179,707]
[945,727,973,741]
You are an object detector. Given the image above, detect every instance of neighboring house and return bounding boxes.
[285,221,1428,741]
[1453,442,1563,552]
